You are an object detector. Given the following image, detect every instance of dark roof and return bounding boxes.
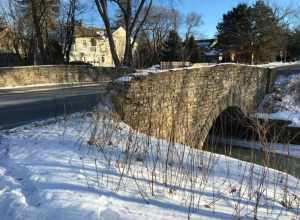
[74,25,105,38]
[196,39,216,48]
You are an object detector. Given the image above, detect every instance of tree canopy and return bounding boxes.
[217,0,287,64]
[161,30,183,62]
[185,35,201,63]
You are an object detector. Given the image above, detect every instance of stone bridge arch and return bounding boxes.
[112,64,271,148]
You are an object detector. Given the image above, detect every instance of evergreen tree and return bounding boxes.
[217,1,285,64]
[252,0,282,63]
[217,4,253,63]
[161,30,183,61]
[185,35,201,63]
[288,28,300,60]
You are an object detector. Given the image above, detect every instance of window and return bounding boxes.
[102,56,105,63]
[82,40,87,47]
[91,38,97,46]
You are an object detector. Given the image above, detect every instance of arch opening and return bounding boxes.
[204,106,257,148]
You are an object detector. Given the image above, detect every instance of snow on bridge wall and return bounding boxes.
[113,64,273,147]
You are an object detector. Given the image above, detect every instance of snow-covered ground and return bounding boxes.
[0,113,299,220]
[255,112,300,127]
[258,69,300,127]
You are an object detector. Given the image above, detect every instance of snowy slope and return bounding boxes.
[0,113,299,220]
[258,70,300,127]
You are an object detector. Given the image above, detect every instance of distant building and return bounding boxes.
[196,38,236,63]
[0,27,21,67]
[196,39,220,63]
[70,25,127,66]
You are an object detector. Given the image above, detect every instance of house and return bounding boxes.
[69,25,127,67]
[0,27,21,67]
[196,38,239,63]
[196,39,221,63]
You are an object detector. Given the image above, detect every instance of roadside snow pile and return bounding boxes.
[0,113,299,220]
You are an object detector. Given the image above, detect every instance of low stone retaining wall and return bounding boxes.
[0,65,122,87]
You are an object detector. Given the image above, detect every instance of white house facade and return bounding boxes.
[70,26,127,67]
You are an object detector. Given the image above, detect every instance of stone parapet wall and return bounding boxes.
[113,64,271,147]
[0,65,120,87]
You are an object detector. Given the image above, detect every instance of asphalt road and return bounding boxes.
[0,82,111,129]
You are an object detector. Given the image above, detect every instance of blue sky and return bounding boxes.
[177,0,299,38]
[1,0,296,39]
[82,0,299,39]
[176,0,257,37]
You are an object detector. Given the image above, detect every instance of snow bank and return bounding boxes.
[255,112,300,127]
[0,113,299,220]
[258,68,300,126]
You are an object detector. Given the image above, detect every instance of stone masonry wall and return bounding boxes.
[0,65,118,87]
[113,64,270,148]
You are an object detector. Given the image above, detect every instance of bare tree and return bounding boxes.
[270,1,300,62]
[59,0,83,63]
[183,12,202,62]
[185,11,202,40]
[169,8,182,31]
[94,0,121,68]
[138,6,180,66]
[0,1,28,63]
[17,0,60,65]
[94,0,153,68]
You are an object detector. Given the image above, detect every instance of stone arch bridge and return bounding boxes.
[112,64,296,147]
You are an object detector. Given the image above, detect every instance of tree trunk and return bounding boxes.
[123,26,133,67]
[30,0,45,64]
[94,0,121,69]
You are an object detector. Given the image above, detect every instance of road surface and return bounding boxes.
[0,82,111,129]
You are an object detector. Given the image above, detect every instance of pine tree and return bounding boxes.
[252,0,282,63]
[217,3,253,63]
[217,1,285,64]
[288,28,300,60]
[185,35,201,63]
[161,30,183,61]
